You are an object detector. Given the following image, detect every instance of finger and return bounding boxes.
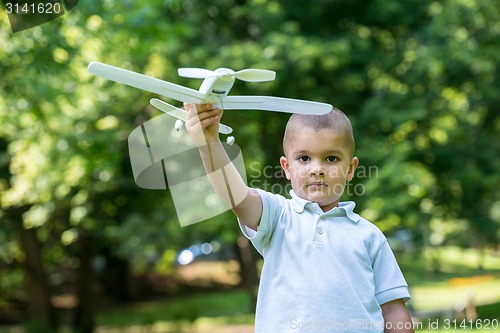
[186,111,221,131]
[197,108,221,121]
[186,108,221,126]
[183,103,197,118]
[185,104,215,118]
[185,104,214,126]
[184,103,212,115]
[199,114,220,129]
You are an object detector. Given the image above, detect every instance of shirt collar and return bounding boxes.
[289,190,360,223]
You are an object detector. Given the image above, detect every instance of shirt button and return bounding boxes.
[316,226,324,234]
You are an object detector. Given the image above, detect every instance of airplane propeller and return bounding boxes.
[178,67,276,82]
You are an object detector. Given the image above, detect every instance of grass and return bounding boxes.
[399,246,500,314]
[0,291,254,333]
[95,290,253,328]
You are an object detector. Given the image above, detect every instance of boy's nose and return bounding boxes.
[309,163,326,176]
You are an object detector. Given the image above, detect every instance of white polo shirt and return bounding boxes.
[239,189,410,333]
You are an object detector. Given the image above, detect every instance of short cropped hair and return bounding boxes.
[283,107,355,157]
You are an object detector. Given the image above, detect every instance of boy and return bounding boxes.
[184,103,414,332]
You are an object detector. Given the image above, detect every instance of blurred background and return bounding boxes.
[0,0,499,332]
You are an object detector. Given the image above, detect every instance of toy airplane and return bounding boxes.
[87,62,333,142]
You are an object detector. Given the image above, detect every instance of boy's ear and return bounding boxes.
[280,156,292,180]
[346,157,359,181]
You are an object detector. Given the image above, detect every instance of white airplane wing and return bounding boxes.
[216,96,332,115]
[88,62,208,103]
[150,98,233,134]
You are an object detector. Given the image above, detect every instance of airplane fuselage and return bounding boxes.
[198,68,236,98]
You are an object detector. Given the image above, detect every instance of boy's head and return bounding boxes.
[283,107,355,157]
[280,108,359,212]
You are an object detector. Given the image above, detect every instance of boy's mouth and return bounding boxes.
[308,182,327,189]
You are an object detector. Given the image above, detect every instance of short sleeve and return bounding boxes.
[238,188,284,256]
[372,240,411,305]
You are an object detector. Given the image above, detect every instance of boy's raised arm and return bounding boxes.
[184,103,262,231]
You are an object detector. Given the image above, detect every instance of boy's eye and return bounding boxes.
[298,156,310,162]
[326,156,339,162]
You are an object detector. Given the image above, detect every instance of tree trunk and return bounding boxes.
[73,229,94,333]
[236,236,259,310]
[100,250,136,302]
[18,221,58,330]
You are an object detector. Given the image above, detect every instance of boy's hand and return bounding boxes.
[184,103,223,147]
